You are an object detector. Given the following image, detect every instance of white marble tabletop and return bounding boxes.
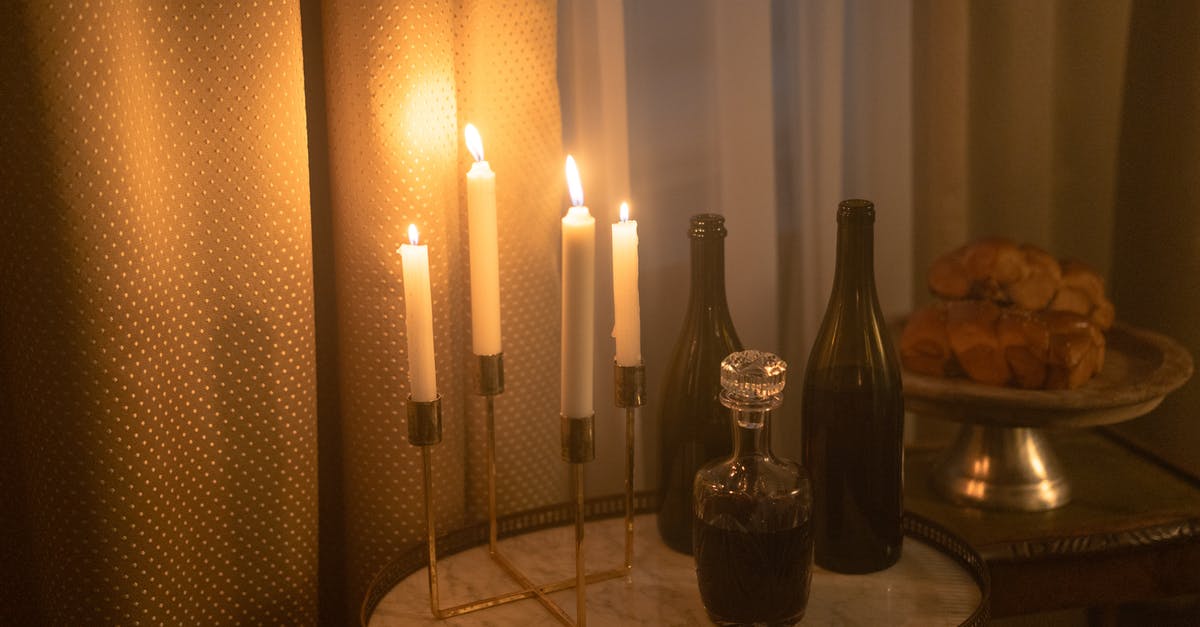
[370,514,981,626]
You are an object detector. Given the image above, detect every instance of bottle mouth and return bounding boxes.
[837,199,875,223]
[689,213,727,238]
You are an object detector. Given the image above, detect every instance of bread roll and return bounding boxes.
[1048,286,1093,317]
[1015,309,1104,391]
[900,303,953,376]
[945,300,1010,386]
[1059,260,1105,303]
[928,247,972,299]
[997,308,1049,389]
[1006,245,1061,310]
[1059,259,1115,330]
[965,237,1024,286]
[1041,311,1104,390]
[907,238,1113,390]
[1091,299,1116,331]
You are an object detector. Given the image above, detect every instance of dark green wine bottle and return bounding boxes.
[656,214,743,555]
[801,199,905,573]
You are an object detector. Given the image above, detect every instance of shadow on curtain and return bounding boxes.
[1107,0,1200,481]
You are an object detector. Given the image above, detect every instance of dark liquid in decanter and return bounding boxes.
[693,496,813,626]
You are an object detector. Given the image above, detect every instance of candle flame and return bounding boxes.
[619,202,630,223]
[565,155,584,207]
[464,123,485,162]
[408,224,420,246]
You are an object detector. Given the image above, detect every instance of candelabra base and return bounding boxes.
[409,356,645,625]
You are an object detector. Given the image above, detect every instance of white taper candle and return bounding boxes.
[561,156,595,417]
[464,124,502,355]
[611,202,641,366]
[400,224,438,402]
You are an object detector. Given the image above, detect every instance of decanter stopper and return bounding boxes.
[721,350,787,404]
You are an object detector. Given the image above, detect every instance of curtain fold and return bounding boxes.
[320,1,563,621]
[320,3,471,621]
[0,1,319,623]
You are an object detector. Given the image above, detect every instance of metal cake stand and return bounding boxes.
[900,323,1193,512]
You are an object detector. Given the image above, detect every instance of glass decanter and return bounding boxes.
[693,350,813,626]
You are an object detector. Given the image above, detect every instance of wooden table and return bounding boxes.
[904,428,1200,617]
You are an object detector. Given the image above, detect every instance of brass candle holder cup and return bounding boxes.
[408,355,646,626]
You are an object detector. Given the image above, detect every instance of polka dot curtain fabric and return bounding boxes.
[321,0,564,619]
[0,1,318,623]
[0,0,562,623]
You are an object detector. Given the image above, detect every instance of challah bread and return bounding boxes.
[902,301,1106,390]
[907,238,1113,390]
[927,239,1113,330]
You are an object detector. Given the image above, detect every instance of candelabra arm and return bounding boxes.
[614,362,645,573]
[477,353,504,550]
[405,357,645,625]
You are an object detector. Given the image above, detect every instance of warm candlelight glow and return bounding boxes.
[619,201,630,223]
[565,155,584,207]
[465,123,485,162]
[408,224,420,246]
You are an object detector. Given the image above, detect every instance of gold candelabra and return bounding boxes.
[407,354,646,625]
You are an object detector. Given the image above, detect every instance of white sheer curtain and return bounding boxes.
[559,0,914,480]
[771,0,914,451]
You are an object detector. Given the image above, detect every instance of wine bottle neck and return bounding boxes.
[832,220,876,294]
[688,236,730,311]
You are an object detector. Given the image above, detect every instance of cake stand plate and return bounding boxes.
[898,322,1193,512]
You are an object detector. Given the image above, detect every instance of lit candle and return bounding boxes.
[611,202,641,366]
[464,124,502,356]
[400,224,438,402]
[561,156,595,417]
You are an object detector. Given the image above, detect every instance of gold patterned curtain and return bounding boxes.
[0,1,562,624]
